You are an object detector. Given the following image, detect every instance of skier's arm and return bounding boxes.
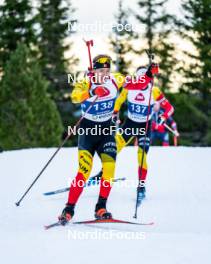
[153,86,174,120]
[167,117,179,136]
[112,72,128,113]
[123,63,158,90]
[114,88,128,112]
[71,80,90,104]
[112,72,126,90]
[167,116,176,129]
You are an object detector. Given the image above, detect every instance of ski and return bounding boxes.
[43,187,69,196]
[73,218,154,226]
[44,218,154,230]
[44,221,62,230]
[43,177,126,196]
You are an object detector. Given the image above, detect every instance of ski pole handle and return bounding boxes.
[145,50,155,65]
[83,39,94,71]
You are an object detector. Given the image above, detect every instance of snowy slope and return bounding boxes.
[0,146,211,264]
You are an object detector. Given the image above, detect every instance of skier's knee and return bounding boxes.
[101,153,116,182]
[138,147,148,170]
[138,136,150,153]
[115,133,127,153]
[78,150,93,180]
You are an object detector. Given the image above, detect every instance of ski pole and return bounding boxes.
[83,39,94,71]
[15,40,96,207]
[163,123,179,146]
[15,95,98,207]
[133,50,155,218]
[133,84,153,218]
[146,50,154,65]
[164,123,177,136]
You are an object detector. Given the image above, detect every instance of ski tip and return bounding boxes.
[43,192,53,196]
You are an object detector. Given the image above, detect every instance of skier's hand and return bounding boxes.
[91,86,109,97]
[174,130,180,137]
[146,63,159,77]
[86,71,94,79]
[112,111,121,124]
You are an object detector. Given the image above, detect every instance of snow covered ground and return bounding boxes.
[0,146,211,264]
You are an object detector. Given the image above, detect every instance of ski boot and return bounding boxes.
[95,197,112,220]
[58,203,75,225]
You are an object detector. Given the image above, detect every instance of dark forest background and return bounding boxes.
[0,0,210,150]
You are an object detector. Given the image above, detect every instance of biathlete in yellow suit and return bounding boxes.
[59,56,157,223]
[90,66,174,202]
